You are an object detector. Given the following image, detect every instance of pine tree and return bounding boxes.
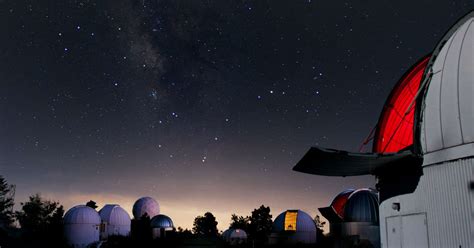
[0,175,15,229]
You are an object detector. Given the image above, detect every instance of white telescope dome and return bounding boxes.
[63,205,101,248]
[420,13,474,165]
[98,204,131,237]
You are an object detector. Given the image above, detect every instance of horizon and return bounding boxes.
[9,174,374,232]
[1,0,472,238]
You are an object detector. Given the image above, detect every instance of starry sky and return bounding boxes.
[0,0,472,231]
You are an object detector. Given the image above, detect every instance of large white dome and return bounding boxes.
[64,205,101,224]
[132,196,160,219]
[419,13,474,165]
[98,204,131,237]
[63,205,101,248]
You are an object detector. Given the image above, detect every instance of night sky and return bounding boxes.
[1,0,472,230]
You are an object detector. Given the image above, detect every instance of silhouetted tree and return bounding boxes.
[193,212,218,237]
[176,227,193,239]
[229,214,250,231]
[0,175,15,229]
[86,200,98,209]
[15,193,64,241]
[248,205,272,242]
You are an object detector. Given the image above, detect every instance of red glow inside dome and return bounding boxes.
[330,189,354,219]
[373,56,430,153]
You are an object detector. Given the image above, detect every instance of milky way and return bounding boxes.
[0,0,472,230]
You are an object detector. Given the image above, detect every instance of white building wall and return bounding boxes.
[64,223,100,248]
[341,222,380,248]
[380,158,473,248]
[105,224,130,237]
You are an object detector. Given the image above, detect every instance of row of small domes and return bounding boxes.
[64,196,173,227]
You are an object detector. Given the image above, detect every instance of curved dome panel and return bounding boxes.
[99,204,131,226]
[343,189,379,223]
[64,205,101,247]
[223,228,247,240]
[222,229,230,238]
[273,210,316,232]
[64,205,101,224]
[132,196,160,219]
[330,189,355,219]
[419,13,474,164]
[150,214,174,229]
[229,229,247,239]
[373,56,430,153]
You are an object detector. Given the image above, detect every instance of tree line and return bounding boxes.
[0,174,325,248]
[192,204,273,243]
[0,175,65,247]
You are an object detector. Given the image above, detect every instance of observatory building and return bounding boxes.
[131,196,160,240]
[222,228,248,245]
[150,214,175,239]
[320,189,380,248]
[294,11,474,248]
[269,210,317,245]
[379,11,474,248]
[64,205,101,248]
[98,204,131,239]
[132,196,160,220]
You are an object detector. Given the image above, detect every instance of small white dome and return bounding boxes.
[222,228,248,244]
[420,13,474,165]
[150,214,174,229]
[228,229,247,239]
[132,196,160,219]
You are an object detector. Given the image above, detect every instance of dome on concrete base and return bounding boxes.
[98,204,131,237]
[271,210,317,244]
[64,205,101,248]
[343,189,379,223]
[418,12,474,165]
[150,214,174,230]
[222,228,248,244]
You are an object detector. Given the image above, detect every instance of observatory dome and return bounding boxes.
[373,56,430,153]
[273,210,316,232]
[99,204,131,226]
[98,204,131,237]
[330,189,355,219]
[63,205,101,248]
[222,228,248,244]
[419,13,474,165]
[271,210,317,244]
[150,214,174,229]
[150,214,174,239]
[132,196,160,219]
[343,189,379,223]
[64,205,101,224]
